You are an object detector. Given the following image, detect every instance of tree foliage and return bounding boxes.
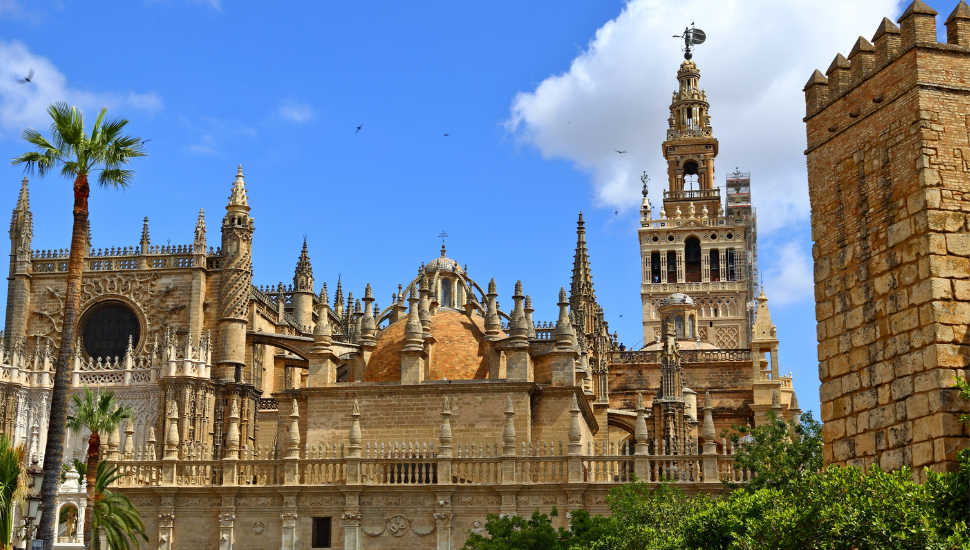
[0,434,28,550]
[89,461,148,550]
[722,410,822,491]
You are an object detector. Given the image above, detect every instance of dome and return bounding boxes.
[426,245,463,274]
[660,293,695,307]
[363,310,491,382]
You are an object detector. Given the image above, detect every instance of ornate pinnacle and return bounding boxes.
[227,164,249,208]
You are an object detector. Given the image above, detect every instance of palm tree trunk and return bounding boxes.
[37,174,89,550]
[82,432,99,549]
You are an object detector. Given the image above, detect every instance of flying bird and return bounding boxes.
[141,139,152,145]
[444,134,449,137]
[17,69,34,84]
[615,210,619,215]
[615,149,627,154]
[355,124,363,134]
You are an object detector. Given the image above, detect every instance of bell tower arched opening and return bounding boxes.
[684,237,701,283]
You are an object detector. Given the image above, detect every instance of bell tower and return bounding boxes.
[661,60,720,218]
[637,59,756,351]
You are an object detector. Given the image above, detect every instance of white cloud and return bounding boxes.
[0,40,163,139]
[180,116,256,156]
[190,0,221,11]
[506,0,902,235]
[761,240,814,306]
[277,99,315,123]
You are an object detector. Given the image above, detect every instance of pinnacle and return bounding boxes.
[947,0,970,22]
[825,53,850,75]
[15,177,29,212]
[898,0,938,22]
[872,17,901,41]
[848,36,874,58]
[803,69,828,91]
[227,164,249,208]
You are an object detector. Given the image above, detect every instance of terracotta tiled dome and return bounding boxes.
[363,309,490,382]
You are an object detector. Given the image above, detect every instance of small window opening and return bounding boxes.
[726,248,737,281]
[675,315,684,338]
[710,248,720,282]
[651,252,661,283]
[666,251,677,283]
[312,517,332,548]
[440,279,452,308]
[684,237,701,283]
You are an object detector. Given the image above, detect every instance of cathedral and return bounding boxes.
[0,59,799,550]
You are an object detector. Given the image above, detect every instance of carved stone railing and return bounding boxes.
[663,188,720,200]
[29,245,223,274]
[609,348,751,365]
[257,398,279,411]
[642,281,747,292]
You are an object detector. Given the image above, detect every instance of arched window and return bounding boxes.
[650,252,661,283]
[710,248,720,281]
[440,279,453,308]
[688,316,695,339]
[666,251,677,283]
[675,315,684,338]
[684,237,701,283]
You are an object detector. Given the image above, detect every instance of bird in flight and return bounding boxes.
[615,210,619,215]
[355,124,363,134]
[444,134,449,137]
[17,69,34,84]
[615,149,627,154]
[141,139,151,145]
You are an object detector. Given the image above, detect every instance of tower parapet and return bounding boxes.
[804,0,970,477]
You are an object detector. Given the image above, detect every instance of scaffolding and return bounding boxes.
[725,170,759,330]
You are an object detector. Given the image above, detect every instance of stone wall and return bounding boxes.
[805,2,970,477]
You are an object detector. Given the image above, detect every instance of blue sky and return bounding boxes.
[0,0,959,417]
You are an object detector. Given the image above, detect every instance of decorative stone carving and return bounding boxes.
[363,515,435,537]
[158,512,175,528]
[252,521,265,535]
[218,513,235,527]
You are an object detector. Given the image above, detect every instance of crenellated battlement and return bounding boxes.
[804,0,970,121]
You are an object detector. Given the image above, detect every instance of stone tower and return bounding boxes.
[4,178,32,348]
[218,165,255,382]
[292,239,314,330]
[804,0,969,476]
[639,60,755,349]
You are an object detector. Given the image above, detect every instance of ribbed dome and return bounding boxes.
[363,310,489,382]
[660,292,695,307]
[425,245,462,274]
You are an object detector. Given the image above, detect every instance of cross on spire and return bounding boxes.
[438,231,448,246]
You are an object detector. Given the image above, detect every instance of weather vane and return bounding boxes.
[673,23,706,60]
[438,231,449,246]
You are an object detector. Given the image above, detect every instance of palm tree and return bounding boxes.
[11,102,145,550]
[0,434,29,550]
[66,387,132,549]
[89,461,147,550]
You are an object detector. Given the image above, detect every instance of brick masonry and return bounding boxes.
[805,1,970,477]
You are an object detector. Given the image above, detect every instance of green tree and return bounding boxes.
[723,410,822,491]
[89,460,147,550]
[11,102,145,550]
[66,387,133,549]
[0,434,28,550]
[462,507,609,550]
[924,375,970,540]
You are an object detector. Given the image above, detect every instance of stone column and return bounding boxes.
[280,491,299,550]
[223,397,240,485]
[701,392,719,483]
[634,393,650,481]
[156,493,176,550]
[346,400,362,485]
[438,397,453,485]
[217,490,236,550]
[284,399,301,484]
[501,397,516,484]
[341,511,362,550]
[567,394,584,483]
[434,512,453,550]
[162,402,180,485]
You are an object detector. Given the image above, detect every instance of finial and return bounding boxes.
[641,172,649,197]
[15,177,29,212]
[506,396,514,414]
[364,283,373,299]
[227,164,249,207]
[514,280,523,296]
[488,278,497,294]
[442,396,451,413]
[705,391,712,408]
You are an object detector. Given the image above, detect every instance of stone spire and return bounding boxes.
[524,295,536,339]
[293,239,314,293]
[360,283,376,343]
[403,290,423,352]
[9,177,32,268]
[140,216,151,253]
[554,287,574,349]
[334,277,344,318]
[484,278,501,337]
[570,212,595,317]
[508,281,528,341]
[751,288,776,341]
[227,164,249,209]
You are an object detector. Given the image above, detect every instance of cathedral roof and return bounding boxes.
[426,245,463,274]
[660,293,695,307]
[363,309,491,382]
